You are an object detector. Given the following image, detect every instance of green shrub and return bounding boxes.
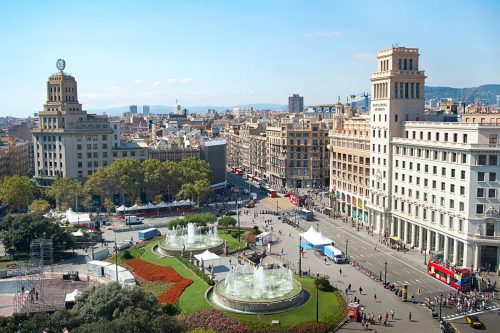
[157,302,181,316]
[121,249,133,260]
[314,275,334,292]
[218,216,237,227]
[176,256,215,286]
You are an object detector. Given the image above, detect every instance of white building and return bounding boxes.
[367,47,500,271]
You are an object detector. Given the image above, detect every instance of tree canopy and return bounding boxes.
[46,177,83,211]
[0,175,36,212]
[0,212,73,254]
[84,157,212,206]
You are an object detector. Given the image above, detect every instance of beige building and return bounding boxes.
[329,114,371,226]
[33,64,114,185]
[266,118,332,189]
[249,134,267,178]
[0,139,32,179]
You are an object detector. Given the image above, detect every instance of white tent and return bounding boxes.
[194,250,221,262]
[65,209,91,225]
[64,289,82,303]
[116,205,126,212]
[299,226,333,246]
[71,229,84,237]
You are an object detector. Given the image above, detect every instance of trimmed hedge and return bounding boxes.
[177,255,215,286]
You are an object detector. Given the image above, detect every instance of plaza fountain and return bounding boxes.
[157,223,225,257]
[208,264,308,314]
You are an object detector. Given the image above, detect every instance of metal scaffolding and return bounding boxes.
[14,239,58,314]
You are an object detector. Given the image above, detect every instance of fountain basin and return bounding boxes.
[209,278,307,313]
[157,238,224,257]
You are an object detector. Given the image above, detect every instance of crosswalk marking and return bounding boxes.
[442,306,500,321]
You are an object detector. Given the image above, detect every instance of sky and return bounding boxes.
[0,0,499,117]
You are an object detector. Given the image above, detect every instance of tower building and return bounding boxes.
[32,60,113,185]
[367,47,426,234]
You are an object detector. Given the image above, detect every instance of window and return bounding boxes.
[478,155,487,165]
[488,189,496,198]
[77,144,82,150]
[461,170,466,180]
[460,186,465,195]
[449,217,454,229]
[449,199,454,209]
[77,153,82,159]
[489,172,497,181]
[394,114,398,122]
[478,172,485,181]
[87,152,91,158]
[489,155,498,166]
[458,219,463,232]
[451,169,456,178]
[463,134,468,143]
[476,204,484,214]
[477,188,485,198]
[450,184,455,193]
[459,202,464,212]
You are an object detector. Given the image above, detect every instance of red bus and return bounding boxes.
[267,188,278,198]
[290,194,307,207]
[427,261,472,291]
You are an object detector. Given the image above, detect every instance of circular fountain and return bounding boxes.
[208,264,308,314]
[157,223,224,257]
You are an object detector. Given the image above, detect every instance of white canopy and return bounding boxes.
[299,226,333,246]
[65,289,82,302]
[71,229,84,237]
[65,209,91,225]
[194,250,221,262]
[116,205,126,212]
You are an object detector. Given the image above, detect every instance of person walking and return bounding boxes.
[390,309,394,320]
[348,283,351,291]
[408,311,412,321]
[359,286,363,294]
[374,293,377,302]
[339,268,343,276]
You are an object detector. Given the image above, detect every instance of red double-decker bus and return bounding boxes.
[290,194,307,207]
[427,261,472,291]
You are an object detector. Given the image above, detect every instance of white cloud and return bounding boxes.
[132,79,143,84]
[152,81,162,87]
[353,53,374,62]
[166,78,192,85]
[302,31,342,38]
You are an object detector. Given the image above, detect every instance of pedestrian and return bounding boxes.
[340,268,343,276]
[281,248,284,255]
[359,286,363,294]
[374,293,377,302]
[408,311,412,321]
[390,309,394,320]
[374,244,377,251]
[324,257,327,265]
[35,291,39,301]
[348,283,351,291]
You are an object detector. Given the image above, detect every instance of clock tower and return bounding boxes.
[367,47,426,235]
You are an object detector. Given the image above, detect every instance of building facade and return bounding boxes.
[32,66,114,185]
[330,115,371,226]
[143,105,150,115]
[0,140,32,179]
[288,94,304,113]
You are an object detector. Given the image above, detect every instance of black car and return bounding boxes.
[226,210,237,216]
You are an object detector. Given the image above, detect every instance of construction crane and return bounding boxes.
[350,93,371,112]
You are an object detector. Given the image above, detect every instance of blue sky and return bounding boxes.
[0,0,498,117]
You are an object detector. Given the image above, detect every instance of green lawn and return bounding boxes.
[134,240,347,330]
[0,260,16,269]
[230,277,346,330]
[139,241,212,314]
[218,229,248,253]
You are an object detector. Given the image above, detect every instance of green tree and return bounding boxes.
[110,159,144,204]
[46,177,83,211]
[0,175,36,212]
[84,167,118,206]
[0,212,73,255]
[192,179,213,206]
[177,158,211,184]
[218,216,237,227]
[72,282,157,323]
[29,199,51,214]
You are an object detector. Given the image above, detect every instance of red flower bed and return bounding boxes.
[126,258,192,304]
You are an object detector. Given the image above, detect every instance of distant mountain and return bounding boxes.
[88,103,287,115]
[425,84,500,104]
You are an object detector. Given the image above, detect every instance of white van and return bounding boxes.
[124,215,143,225]
[324,245,347,264]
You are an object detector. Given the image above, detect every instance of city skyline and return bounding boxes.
[0,0,499,117]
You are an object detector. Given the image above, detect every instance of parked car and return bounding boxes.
[465,315,484,329]
[245,203,255,208]
[226,210,237,216]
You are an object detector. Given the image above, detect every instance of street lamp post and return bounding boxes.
[439,292,443,320]
[384,261,387,285]
[345,239,348,260]
[236,199,241,242]
[298,236,302,277]
[114,227,118,282]
[424,249,427,265]
[316,272,320,323]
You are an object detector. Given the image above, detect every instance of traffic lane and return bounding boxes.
[312,215,452,295]
[451,311,499,333]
